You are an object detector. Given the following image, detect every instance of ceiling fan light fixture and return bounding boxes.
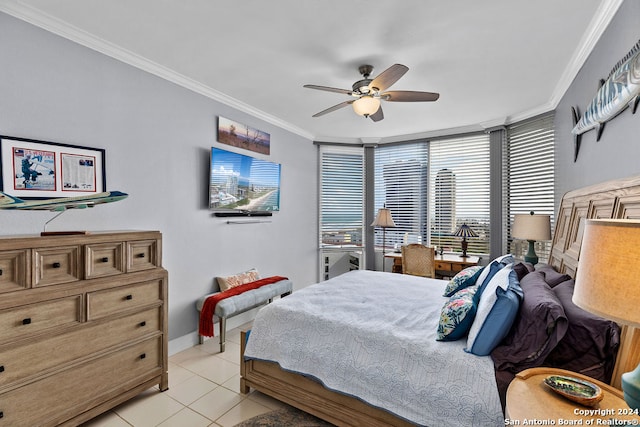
[352,96,380,117]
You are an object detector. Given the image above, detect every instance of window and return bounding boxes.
[373,142,429,249]
[506,113,555,260]
[317,114,554,276]
[429,134,491,255]
[319,146,364,248]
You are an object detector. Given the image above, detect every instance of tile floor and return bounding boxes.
[82,322,288,427]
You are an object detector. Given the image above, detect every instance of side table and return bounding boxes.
[506,367,640,425]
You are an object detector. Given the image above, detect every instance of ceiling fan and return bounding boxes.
[303,63,439,122]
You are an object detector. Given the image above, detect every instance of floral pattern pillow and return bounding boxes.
[443,265,484,297]
[437,284,480,341]
[217,268,260,292]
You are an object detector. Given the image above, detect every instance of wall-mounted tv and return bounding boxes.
[209,147,281,213]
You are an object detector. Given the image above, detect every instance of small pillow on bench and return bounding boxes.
[217,268,260,291]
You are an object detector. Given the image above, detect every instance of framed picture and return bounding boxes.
[0,135,105,199]
[217,116,270,155]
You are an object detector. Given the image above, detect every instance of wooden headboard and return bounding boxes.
[549,174,640,389]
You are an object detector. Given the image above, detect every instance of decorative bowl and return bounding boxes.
[543,375,604,407]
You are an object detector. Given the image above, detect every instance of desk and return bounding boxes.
[506,367,640,425]
[385,252,480,278]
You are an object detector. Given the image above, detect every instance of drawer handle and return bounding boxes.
[125,294,133,301]
[139,321,147,327]
[101,257,109,263]
[0,411,3,418]
[0,269,3,276]
[0,365,4,373]
[22,318,31,325]
[139,353,146,360]
[136,253,145,258]
[52,262,61,268]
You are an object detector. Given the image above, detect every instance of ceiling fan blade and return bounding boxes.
[312,100,354,117]
[369,105,384,122]
[369,64,409,92]
[382,90,440,102]
[304,84,353,95]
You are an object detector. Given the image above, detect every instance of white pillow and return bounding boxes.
[474,254,513,287]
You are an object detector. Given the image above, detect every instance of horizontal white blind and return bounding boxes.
[507,113,555,260]
[374,142,429,248]
[429,134,491,256]
[320,146,364,248]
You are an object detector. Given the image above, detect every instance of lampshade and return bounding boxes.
[371,207,396,228]
[352,96,380,117]
[454,224,478,238]
[573,219,640,327]
[573,219,640,411]
[512,213,552,241]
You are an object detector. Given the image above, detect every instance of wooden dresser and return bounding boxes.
[0,231,168,426]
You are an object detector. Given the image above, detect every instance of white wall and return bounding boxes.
[555,0,640,202]
[0,13,318,352]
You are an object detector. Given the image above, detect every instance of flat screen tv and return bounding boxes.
[209,147,281,213]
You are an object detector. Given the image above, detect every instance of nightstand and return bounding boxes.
[506,367,640,424]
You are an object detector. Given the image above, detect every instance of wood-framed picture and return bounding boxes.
[0,135,106,199]
[217,116,270,155]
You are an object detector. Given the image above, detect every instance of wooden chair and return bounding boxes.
[401,243,435,278]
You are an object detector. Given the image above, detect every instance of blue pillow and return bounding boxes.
[466,265,523,356]
[474,261,505,303]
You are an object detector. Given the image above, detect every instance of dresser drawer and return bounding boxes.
[85,242,125,279]
[434,261,452,272]
[126,240,159,272]
[87,280,163,320]
[449,263,468,274]
[0,250,29,293]
[0,336,162,427]
[0,296,81,344]
[0,307,161,388]
[33,246,81,287]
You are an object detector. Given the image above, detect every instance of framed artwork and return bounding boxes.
[0,135,105,199]
[217,116,270,155]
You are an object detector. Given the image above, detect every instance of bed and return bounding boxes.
[240,174,640,426]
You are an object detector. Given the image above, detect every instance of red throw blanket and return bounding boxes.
[199,276,288,338]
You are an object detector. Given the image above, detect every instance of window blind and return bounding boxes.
[429,134,491,256]
[373,142,429,248]
[506,113,555,260]
[319,146,364,248]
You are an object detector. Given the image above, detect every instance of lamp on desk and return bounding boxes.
[572,219,640,411]
[372,205,396,272]
[453,223,477,258]
[512,212,551,265]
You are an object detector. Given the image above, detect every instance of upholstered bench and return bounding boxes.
[196,277,292,352]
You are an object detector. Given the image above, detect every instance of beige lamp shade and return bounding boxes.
[371,207,396,228]
[573,219,640,328]
[512,213,552,241]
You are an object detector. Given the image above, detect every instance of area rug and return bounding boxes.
[234,407,335,426]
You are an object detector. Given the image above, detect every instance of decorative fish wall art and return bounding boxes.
[571,39,640,162]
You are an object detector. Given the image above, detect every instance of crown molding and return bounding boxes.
[0,1,315,141]
[0,0,621,145]
[548,0,623,108]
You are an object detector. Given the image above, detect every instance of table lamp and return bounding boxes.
[512,212,551,265]
[372,205,396,272]
[453,223,477,257]
[573,219,640,410]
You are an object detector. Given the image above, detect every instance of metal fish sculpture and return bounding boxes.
[571,39,640,162]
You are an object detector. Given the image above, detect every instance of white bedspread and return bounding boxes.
[244,270,503,426]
